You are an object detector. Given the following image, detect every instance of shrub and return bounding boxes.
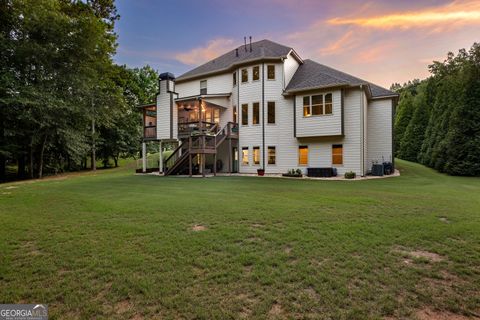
[344,171,356,179]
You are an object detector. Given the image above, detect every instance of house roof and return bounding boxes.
[285,59,397,99]
[176,39,298,82]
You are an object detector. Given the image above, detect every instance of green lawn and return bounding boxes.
[0,160,479,319]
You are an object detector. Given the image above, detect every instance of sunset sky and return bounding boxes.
[114,0,480,88]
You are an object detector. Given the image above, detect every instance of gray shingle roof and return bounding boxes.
[286,59,397,98]
[176,39,294,82]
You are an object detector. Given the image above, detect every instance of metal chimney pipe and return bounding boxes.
[249,36,252,52]
[244,36,247,52]
[235,48,239,57]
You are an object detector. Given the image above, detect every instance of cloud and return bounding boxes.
[327,0,480,29]
[174,38,235,65]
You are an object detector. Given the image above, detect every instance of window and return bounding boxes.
[253,147,260,165]
[241,104,248,125]
[267,101,275,124]
[299,146,308,165]
[233,106,237,123]
[303,93,333,116]
[200,80,207,95]
[311,95,323,115]
[214,109,220,124]
[332,144,343,165]
[253,66,260,81]
[252,102,260,125]
[242,147,249,165]
[325,93,333,114]
[303,96,311,117]
[241,68,248,83]
[268,146,276,165]
[233,72,237,86]
[267,65,275,80]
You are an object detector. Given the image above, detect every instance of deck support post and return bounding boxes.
[189,153,192,177]
[214,152,217,176]
[201,154,205,177]
[228,138,232,174]
[159,140,163,174]
[142,142,147,173]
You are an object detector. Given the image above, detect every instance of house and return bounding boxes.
[139,39,398,177]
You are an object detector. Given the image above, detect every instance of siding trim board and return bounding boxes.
[262,63,265,170]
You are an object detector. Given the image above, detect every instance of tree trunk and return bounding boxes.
[0,154,6,181]
[17,154,26,179]
[114,155,118,167]
[38,134,48,179]
[29,140,34,179]
[91,117,96,171]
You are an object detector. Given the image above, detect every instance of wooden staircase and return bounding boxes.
[163,122,238,176]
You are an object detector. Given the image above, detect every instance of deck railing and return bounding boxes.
[144,126,156,139]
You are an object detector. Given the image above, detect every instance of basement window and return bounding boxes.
[332,144,343,165]
[200,80,207,95]
[268,146,276,165]
[242,147,249,165]
[299,146,308,166]
[253,146,260,165]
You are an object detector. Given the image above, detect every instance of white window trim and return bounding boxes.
[253,146,261,166]
[298,145,309,166]
[252,65,260,82]
[241,68,249,83]
[302,93,334,118]
[267,65,276,80]
[267,146,277,165]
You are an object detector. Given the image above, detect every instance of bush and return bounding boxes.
[344,171,356,179]
[282,168,302,177]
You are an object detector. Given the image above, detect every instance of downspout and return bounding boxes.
[262,63,265,170]
[237,68,240,172]
[360,85,365,176]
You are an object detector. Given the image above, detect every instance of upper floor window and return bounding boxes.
[233,106,237,123]
[233,72,237,86]
[267,101,275,124]
[253,66,260,81]
[241,68,248,83]
[200,80,207,95]
[241,104,248,125]
[302,93,333,117]
[252,102,260,125]
[332,144,343,165]
[299,146,308,165]
[253,146,260,165]
[267,65,275,80]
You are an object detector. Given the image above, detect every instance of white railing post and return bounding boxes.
[142,142,147,173]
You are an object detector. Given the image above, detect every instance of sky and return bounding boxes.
[114,0,480,88]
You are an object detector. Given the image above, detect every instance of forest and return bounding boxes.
[392,43,480,176]
[0,0,158,181]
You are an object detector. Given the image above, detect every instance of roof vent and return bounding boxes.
[235,48,239,57]
[244,36,247,52]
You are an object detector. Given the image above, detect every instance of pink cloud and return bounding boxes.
[174,38,235,65]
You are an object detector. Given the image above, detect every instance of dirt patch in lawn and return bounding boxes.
[115,299,132,314]
[415,307,472,320]
[268,302,283,318]
[439,217,451,223]
[394,247,445,263]
[191,224,207,232]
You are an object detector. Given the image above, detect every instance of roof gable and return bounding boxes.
[286,59,397,99]
[176,39,294,82]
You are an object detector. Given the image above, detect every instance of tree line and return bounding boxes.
[0,0,158,181]
[392,43,480,176]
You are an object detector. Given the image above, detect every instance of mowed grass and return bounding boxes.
[0,160,479,319]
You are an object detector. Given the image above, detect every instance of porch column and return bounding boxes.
[159,140,163,173]
[142,142,147,173]
[228,138,232,174]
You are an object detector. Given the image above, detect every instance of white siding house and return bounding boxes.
[140,39,398,177]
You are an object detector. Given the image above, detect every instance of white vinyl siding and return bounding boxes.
[175,73,232,97]
[295,90,342,138]
[367,98,393,167]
